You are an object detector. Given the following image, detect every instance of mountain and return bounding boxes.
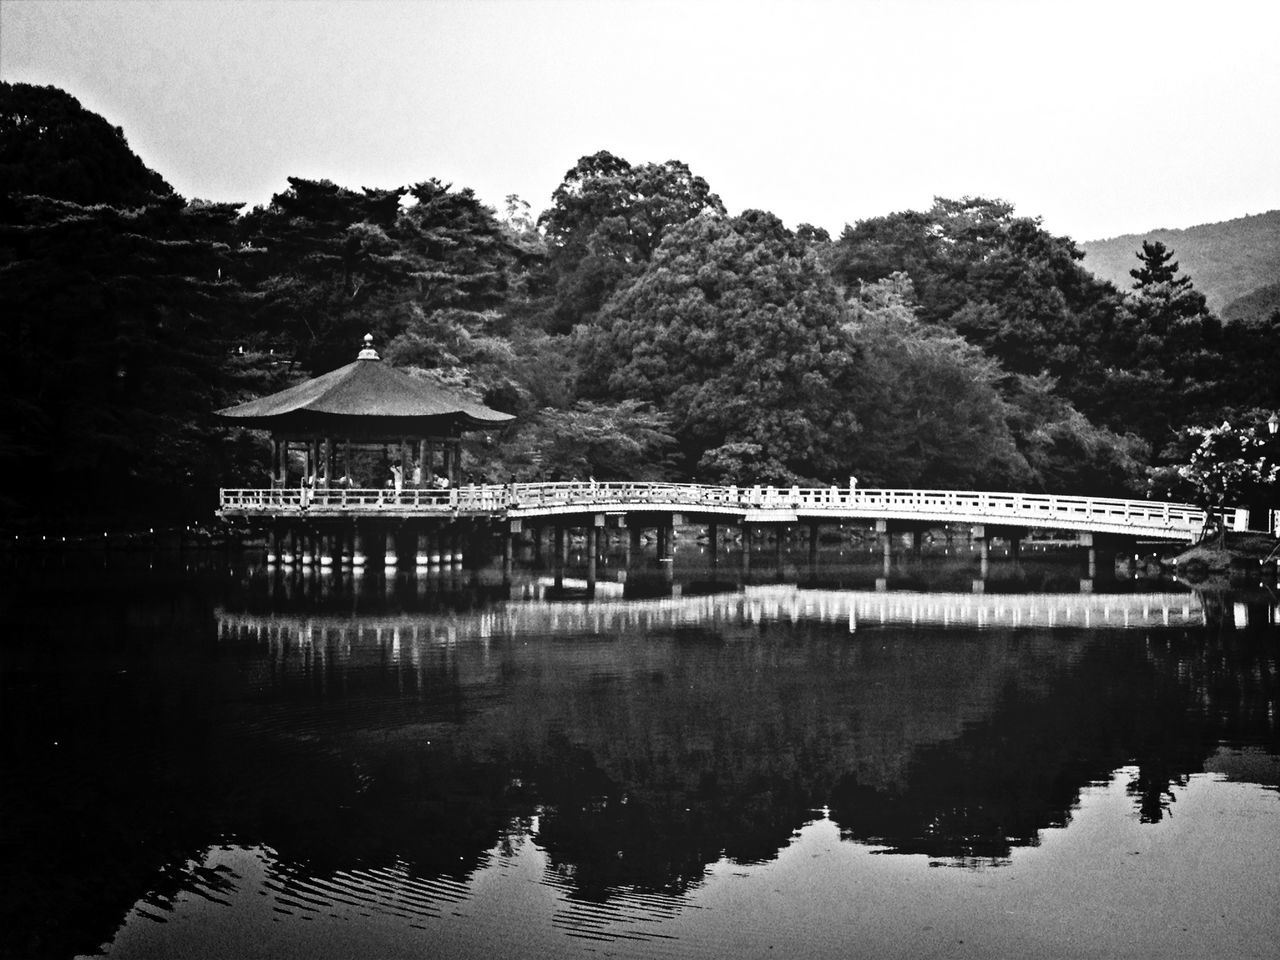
[1079,210,1280,317]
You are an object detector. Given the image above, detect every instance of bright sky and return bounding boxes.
[2,0,1278,241]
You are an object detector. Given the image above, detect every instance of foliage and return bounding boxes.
[538,150,725,331]
[839,275,1030,489]
[467,400,675,482]
[831,197,1118,391]
[1169,418,1280,528]
[7,83,1278,528]
[577,210,856,483]
[0,82,173,205]
[0,191,260,521]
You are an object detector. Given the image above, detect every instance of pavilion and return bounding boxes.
[216,334,514,490]
[215,334,514,567]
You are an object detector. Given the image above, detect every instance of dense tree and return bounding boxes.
[831,197,1123,392]
[577,210,856,483]
[839,276,1030,488]
[538,151,725,331]
[470,400,676,483]
[0,191,260,522]
[237,177,408,371]
[0,82,172,205]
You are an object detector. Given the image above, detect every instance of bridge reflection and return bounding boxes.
[216,582,1205,646]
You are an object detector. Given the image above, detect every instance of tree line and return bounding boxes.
[3,82,1278,528]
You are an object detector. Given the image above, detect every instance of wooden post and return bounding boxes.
[415,529,430,568]
[384,529,397,569]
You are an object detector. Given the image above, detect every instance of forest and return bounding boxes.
[3,82,1279,530]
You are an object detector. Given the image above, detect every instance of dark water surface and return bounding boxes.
[2,553,1278,959]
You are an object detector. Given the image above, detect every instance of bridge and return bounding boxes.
[219,481,1208,543]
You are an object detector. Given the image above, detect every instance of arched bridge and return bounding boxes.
[219,481,1208,543]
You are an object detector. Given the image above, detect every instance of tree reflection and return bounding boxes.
[2,560,1277,957]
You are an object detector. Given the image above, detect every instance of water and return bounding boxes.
[2,550,1277,959]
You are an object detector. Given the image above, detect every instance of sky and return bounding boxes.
[2,0,1278,241]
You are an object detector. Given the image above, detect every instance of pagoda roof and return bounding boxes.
[215,337,515,434]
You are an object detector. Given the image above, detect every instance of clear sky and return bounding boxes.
[2,0,1277,241]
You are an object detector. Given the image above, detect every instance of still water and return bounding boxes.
[2,549,1278,959]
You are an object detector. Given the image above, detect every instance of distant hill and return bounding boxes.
[1079,210,1280,316]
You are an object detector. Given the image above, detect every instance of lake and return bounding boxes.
[2,545,1277,959]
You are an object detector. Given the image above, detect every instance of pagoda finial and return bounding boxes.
[357,333,380,361]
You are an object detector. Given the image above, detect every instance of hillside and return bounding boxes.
[1079,210,1280,314]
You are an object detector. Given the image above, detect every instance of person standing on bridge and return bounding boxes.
[849,475,858,499]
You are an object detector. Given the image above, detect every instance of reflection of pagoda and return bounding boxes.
[217,335,514,567]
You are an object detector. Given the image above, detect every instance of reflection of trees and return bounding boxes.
[5,563,1278,956]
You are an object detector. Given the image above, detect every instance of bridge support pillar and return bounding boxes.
[555,524,567,567]
[875,520,894,573]
[415,530,430,568]
[774,526,783,565]
[741,522,752,574]
[383,529,397,569]
[300,530,314,567]
[266,526,280,565]
[1079,533,1134,581]
[319,532,334,568]
[708,522,719,563]
[504,521,517,578]
[971,526,991,579]
[657,524,672,561]
[808,522,820,564]
[587,523,600,585]
[629,524,643,555]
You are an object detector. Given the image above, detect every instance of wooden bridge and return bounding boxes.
[220,478,1208,542]
[220,481,1208,543]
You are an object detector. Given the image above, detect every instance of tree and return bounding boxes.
[830,197,1124,392]
[237,177,408,371]
[538,151,725,331]
[0,82,172,205]
[1129,240,1184,288]
[1168,418,1279,540]
[839,275,1031,489]
[577,210,856,483]
[472,400,676,482]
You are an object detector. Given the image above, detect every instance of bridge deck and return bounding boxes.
[218,482,1208,542]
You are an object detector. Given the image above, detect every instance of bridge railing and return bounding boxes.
[219,485,509,513]
[506,483,1206,527]
[219,482,1210,538]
